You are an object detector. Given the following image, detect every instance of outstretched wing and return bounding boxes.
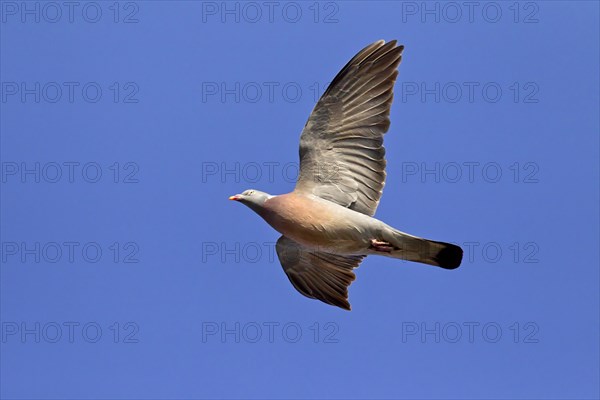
[276,236,364,310]
[294,40,404,216]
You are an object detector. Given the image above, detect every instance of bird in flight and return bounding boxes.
[229,40,463,310]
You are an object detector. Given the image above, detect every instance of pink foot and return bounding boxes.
[370,239,394,253]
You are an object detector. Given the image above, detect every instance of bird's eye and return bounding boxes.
[248,190,254,195]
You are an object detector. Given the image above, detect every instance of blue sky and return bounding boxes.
[1,1,598,399]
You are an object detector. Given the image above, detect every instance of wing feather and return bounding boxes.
[276,236,364,310]
[294,40,404,216]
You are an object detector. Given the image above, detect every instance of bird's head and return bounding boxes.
[229,189,273,213]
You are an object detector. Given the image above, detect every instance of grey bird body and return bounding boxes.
[261,192,376,254]
[248,191,457,266]
[229,40,463,310]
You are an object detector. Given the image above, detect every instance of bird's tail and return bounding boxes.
[382,229,463,269]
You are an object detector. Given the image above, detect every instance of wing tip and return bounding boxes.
[336,298,352,311]
[375,39,404,50]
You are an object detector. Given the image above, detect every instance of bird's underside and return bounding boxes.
[271,192,462,310]
[230,40,463,310]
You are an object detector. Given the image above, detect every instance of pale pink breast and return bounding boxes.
[263,193,338,246]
